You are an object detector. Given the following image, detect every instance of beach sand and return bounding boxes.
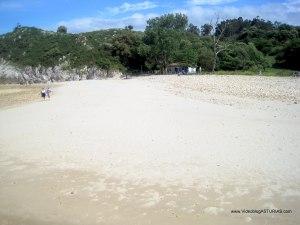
[0,75,299,225]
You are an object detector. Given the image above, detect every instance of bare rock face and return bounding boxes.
[0,59,23,83]
[0,59,122,84]
[86,66,107,80]
[108,70,123,78]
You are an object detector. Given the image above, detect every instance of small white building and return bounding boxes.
[187,67,196,74]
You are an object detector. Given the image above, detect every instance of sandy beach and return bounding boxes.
[0,75,299,225]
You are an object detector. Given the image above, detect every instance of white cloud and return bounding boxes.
[56,0,300,33]
[184,0,300,26]
[57,1,159,32]
[189,0,237,5]
[0,1,23,10]
[283,0,300,13]
[107,1,157,15]
[58,13,158,33]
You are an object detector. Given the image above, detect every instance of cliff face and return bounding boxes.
[0,27,128,82]
[0,59,122,84]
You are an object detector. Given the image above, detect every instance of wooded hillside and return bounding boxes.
[0,14,299,74]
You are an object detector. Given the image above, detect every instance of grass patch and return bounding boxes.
[0,84,57,109]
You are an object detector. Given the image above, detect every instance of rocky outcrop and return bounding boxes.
[0,59,123,84]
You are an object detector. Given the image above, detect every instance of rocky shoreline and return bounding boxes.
[0,59,122,84]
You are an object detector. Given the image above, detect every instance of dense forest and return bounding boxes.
[0,13,299,74]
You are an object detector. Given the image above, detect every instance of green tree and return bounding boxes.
[57,26,67,34]
[125,25,134,30]
[187,24,200,36]
[174,38,198,66]
[197,46,214,71]
[201,24,213,36]
[146,13,188,31]
[276,38,300,70]
[144,13,194,73]
[219,42,269,70]
[111,29,145,71]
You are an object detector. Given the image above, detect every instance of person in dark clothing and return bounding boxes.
[41,88,46,100]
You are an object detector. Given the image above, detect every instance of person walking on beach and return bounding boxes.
[41,88,46,100]
[46,87,52,99]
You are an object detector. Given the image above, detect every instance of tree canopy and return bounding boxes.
[0,14,299,73]
[57,26,67,34]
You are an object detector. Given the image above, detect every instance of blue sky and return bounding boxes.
[0,0,299,34]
